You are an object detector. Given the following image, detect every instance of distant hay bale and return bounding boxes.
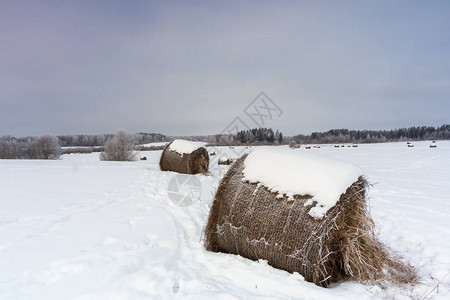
[218,157,234,165]
[204,154,416,287]
[159,140,209,174]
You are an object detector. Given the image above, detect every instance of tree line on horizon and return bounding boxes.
[57,132,167,147]
[236,128,283,144]
[0,132,167,159]
[290,124,450,144]
[1,124,449,159]
[201,128,283,145]
[0,135,61,159]
[203,125,449,146]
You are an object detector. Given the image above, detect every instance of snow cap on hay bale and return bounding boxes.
[205,148,415,287]
[159,139,209,174]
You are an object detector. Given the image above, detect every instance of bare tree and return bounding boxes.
[27,135,61,159]
[0,139,24,159]
[99,130,137,161]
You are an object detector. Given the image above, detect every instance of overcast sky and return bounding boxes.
[1,0,449,137]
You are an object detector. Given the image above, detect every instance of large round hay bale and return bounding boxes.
[159,140,209,174]
[205,149,415,287]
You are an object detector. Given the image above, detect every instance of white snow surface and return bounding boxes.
[0,141,449,299]
[168,139,206,155]
[242,148,362,219]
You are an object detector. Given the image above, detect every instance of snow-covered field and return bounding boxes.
[141,142,169,147]
[0,141,449,299]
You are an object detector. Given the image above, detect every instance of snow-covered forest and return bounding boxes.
[292,125,450,144]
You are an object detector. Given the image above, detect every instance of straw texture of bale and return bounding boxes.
[204,154,416,287]
[159,142,209,174]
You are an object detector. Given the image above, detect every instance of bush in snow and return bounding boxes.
[26,135,61,159]
[99,130,137,161]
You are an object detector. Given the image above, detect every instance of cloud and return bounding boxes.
[1,1,449,137]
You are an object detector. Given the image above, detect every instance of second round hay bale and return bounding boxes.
[159,140,209,174]
[204,149,415,287]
